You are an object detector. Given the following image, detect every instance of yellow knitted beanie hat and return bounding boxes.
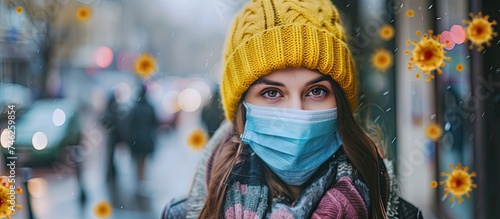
[221,0,358,120]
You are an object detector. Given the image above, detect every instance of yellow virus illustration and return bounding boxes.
[430,181,438,188]
[405,30,451,81]
[75,5,92,22]
[431,163,477,204]
[406,9,415,18]
[456,64,464,72]
[0,177,22,219]
[93,200,112,218]
[463,12,497,51]
[371,49,393,72]
[134,53,157,79]
[15,6,23,14]
[379,24,395,41]
[187,129,208,151]
[425,122,443,142]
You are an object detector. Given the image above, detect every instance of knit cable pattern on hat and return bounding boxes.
[221,0,358,120]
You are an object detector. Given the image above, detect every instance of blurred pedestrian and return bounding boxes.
[101,93,121,182]
[128,84,158,195]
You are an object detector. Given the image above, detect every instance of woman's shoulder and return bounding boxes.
[162,198,187,219]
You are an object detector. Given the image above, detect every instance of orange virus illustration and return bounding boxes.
[430,181,438,188]
[405,30,451,82]
[133,53,157,79]
[431,163,477,204]
[187,129,208,151]
[75,5,92,22]
[371,49,393,72]
[463,12,497,51]
[406,9,415,18]
[379,24,395,41]
[425,122,443,141]
[15,6,23,14]
[456,64,464,72]
[0,177,22,219]
[93,200,112,218]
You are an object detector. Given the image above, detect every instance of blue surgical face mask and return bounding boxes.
[241,103,343,186]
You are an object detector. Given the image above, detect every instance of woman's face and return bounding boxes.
[244,67,336,110]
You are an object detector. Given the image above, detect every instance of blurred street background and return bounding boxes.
[0,0,499,218]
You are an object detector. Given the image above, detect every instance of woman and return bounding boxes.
[164,0,423,218]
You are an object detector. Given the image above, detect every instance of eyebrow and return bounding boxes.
[253,75,328,87]
[305,76,329,86]
[253,78,285,87]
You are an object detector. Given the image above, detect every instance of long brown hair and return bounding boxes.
[199,79,388,219]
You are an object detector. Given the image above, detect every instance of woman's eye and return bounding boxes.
[308,88,327,97]
[261,89,282,99]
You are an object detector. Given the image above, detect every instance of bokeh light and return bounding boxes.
[440,31,456,50]
[113,82,132,104]
[28,178,48,199]
[32,132,48,150]
[450,25,466,44]
[163,90,180,114]
[177,88,202,112]
[187,80,212,104]
[94,46,114,68]
[0,129,12,149]
[52,108,66,127]
[171,78,191,91]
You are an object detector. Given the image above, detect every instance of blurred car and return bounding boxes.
[1,98,81,167]
[0,82,32,116]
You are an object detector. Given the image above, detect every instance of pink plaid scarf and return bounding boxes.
[223,151,368,218]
